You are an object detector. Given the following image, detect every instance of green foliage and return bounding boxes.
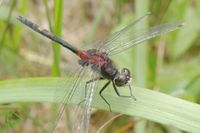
[52,0,63,76]
[0,0,200,132]
[0,78,200,132]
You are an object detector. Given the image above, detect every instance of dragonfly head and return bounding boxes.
[114,68,131,87]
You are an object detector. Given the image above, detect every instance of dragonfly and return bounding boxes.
[17,12,184,133]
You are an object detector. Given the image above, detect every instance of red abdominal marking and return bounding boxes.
[77,50,108,67]
[77,50,89,59]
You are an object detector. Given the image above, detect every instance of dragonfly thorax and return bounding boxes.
[113,68,131,87]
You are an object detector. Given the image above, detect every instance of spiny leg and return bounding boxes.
[78,77,104,105]
[99,81,112,112]
[112,81,136,100]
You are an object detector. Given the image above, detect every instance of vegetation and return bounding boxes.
[0,0,200,132]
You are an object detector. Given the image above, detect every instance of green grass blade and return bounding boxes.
[0,77,199,132]
[51,0,64,76]
[0,0,16,52]
[43,0,53,31]
[135,0,149,132]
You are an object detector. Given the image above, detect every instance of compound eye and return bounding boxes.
[114,68,131,87]
[121,68,131,79]
[122,68,130,75]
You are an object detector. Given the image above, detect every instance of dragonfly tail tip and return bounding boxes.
[16,16,23,21]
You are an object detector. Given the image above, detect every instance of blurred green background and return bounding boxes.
[0,0,200,133]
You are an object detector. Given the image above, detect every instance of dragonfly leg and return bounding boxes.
[128,84,136,100]
[78,77,103,105]
[112,81,136,101]
[99,81,112,112]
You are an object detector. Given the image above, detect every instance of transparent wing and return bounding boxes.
[98,21,184,56]
[71,71,99,133]
[50,67,85,132]
[50,67,98,133]
[95,12,150,50]
[50,66,98,133]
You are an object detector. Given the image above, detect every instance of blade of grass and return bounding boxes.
[134,0,149,132]
[0,77,199,132]
[12,0,28,51]
[51,0,63,76]
[43,0,60,129]
[43,0,53,31]
[135,0,149,93]
[0,0,16,53]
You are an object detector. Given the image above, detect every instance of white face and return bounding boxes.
[114,68,131,87]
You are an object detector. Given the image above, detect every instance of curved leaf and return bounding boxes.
[0,77,199,132]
